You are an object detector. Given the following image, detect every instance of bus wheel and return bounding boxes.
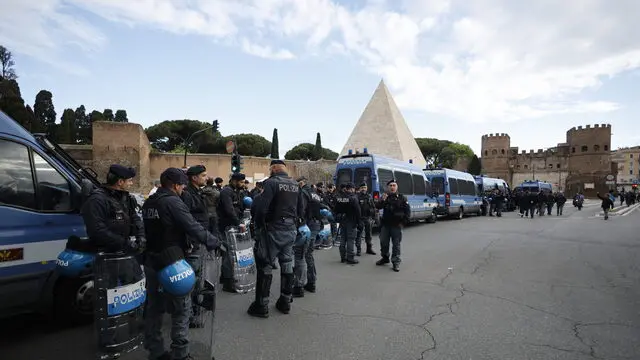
[54,277,94,326]
[456,207,464,220]
[427,210,437,223]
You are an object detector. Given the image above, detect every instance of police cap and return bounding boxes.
[214,177,223,184]
[109,164,136,179]
[186,165,206,176]
[296,176,307,182]
[231,173,246,181]
[359,182,367,188]
[316,182,324,188]
[344,182,355,189]
[160,168,188,186]
[386,179,397,186]
[270,159,286,166]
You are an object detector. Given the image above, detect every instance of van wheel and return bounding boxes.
[456,207,464,220]
[427,211,437,223]
[54,277,94,326]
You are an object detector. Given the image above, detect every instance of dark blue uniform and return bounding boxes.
[141,168,219,360]
[217,176,245,292]
[248,161,301,317]
[334,183,361,264]
[375,188,410,271]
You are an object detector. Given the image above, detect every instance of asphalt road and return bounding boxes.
[2,199,639,360]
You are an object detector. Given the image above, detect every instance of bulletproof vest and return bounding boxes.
[358,192,372,216]
[142,191,186,254]
[382,193,407,220]
[219,186,243,218]
[302,185,322,221]
[184,184,209,227]
[100,188,134,243]
[201,185,219,218]
[266,175,299,222]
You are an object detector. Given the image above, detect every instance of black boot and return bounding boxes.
[346,258,359,264]
[356,249,361,256]
[247,272,271,318]
[366,244,376,255]
[376,257,390,266]
[275,296,291,314]
[292,286,304,298]
[222,278,236,293]
[392,263,400,272]
[279,272,295,312]
[304,283,316,293]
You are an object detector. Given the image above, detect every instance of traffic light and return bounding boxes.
[231,153,242,173]
[212,120,219,134]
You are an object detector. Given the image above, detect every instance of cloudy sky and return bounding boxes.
[1,0,640,155]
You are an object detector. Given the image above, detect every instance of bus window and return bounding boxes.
[377,169,394,191]
[394,171,413,195]
[354,168,372,193]
[336,168,352,186]
[412,174,425,195]
[449,178,459,195]
[425,180,432,196]
[431,177,445,195]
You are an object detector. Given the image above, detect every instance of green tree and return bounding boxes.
[33,90,56,136]
[58,108,76,144]
[271,128,279,159]
[145,119,220,153]
[285,143,339,161]
[114,109,128,122]
[75,105,91,144]
[0,78,31,130]
[225,134,271,157]
[89,110,104,123]
[0,45,17,81]
[467,154,482,175]
[415,138,474,168]
[313,132,322,160]
[103,108,114,121]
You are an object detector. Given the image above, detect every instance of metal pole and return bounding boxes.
[182,124,216,168]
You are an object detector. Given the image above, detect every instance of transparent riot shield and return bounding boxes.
[94,252,146,360]
[161,251,221,359]
[225,222,256,293]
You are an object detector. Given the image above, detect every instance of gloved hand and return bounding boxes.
[215,242,228,257]
[136,236,147,252]
[126,236,140,253]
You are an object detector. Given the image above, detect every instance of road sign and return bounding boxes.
[606,174,614,181]
[226,140,235,154]
[605,180,615,185]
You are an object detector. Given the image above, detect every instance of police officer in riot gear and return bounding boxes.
[217,172,246,292]
[181,165,210,328]
[202,177,220,231]
[293,176,329,297]
[375,179,410,272]
[356,183,376,256]
[142,168,221,360]
[334,182,361,264]
[81,164,145,253]
[248,159,301,318]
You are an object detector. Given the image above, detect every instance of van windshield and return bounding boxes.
[431,177,445,195]
[34,135,100,186]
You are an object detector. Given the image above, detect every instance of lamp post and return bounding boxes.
[183,119,219,168]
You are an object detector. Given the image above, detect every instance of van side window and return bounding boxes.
[32,152,72,212]
[0,140,37,209]
[449,178,459,195]
[412,174,425,195]
[394,171,413,195]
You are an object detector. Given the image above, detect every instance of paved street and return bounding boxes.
[2,200,639,360]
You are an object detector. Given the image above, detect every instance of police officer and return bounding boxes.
[81,164,145,253]
[334,182,361,264]
[217,172,246,292]
[324,183,338,245]
[142,168,221,360]
[293,176,329,297]
[181,165,210,328]
[202,177,220,231]
[248,159,301,318]
[375,179,410,272]
[356,183,376,256]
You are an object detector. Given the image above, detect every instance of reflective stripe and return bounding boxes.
[0,239,67,268]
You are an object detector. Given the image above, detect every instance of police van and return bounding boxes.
[334,149,438,225]
[0,110,99,323]
[423,168,482,219]
[474,175,515,212]
[518,180,553,194]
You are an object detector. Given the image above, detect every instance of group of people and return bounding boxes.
[80,159,412,360]
[513,190,568,218]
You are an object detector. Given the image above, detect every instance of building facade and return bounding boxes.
[480,124,613,197]
[611,146,640,188]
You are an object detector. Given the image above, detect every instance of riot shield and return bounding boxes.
[94,252,146,360]
[161,251,221,359]
[225,222,256,293]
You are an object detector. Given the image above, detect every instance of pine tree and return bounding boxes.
[313,132,322,160]
[271,128,279,159]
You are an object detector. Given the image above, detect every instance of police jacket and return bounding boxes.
[375,192,410,226]
[254,171,300,228]
[181,183,209,229]
[142,188,218,270]
[217,185,244,232]
[555,194,566,205]
[324,191,337,210]
[299,184,329,224]
[334,190,361,223]
[81,185,145,253]
[357,192,375,218]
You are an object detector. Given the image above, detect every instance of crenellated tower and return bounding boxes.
[480,133,511,182]
[565,124,612,196]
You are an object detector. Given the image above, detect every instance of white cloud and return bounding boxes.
[1,0,640,122]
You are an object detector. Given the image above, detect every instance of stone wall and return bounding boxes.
[59,121,337,193]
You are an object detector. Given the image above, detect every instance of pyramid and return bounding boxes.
[341,79,426,167]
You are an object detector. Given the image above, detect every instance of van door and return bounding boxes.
[0,139,85,312]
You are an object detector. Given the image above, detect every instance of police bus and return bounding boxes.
[517,180,553,194]
[334,149,438,224]
[423,168,482,219]
[474,175,515,212]
[0,110,99,323]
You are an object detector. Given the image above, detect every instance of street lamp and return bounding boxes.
[183,119,218,168]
